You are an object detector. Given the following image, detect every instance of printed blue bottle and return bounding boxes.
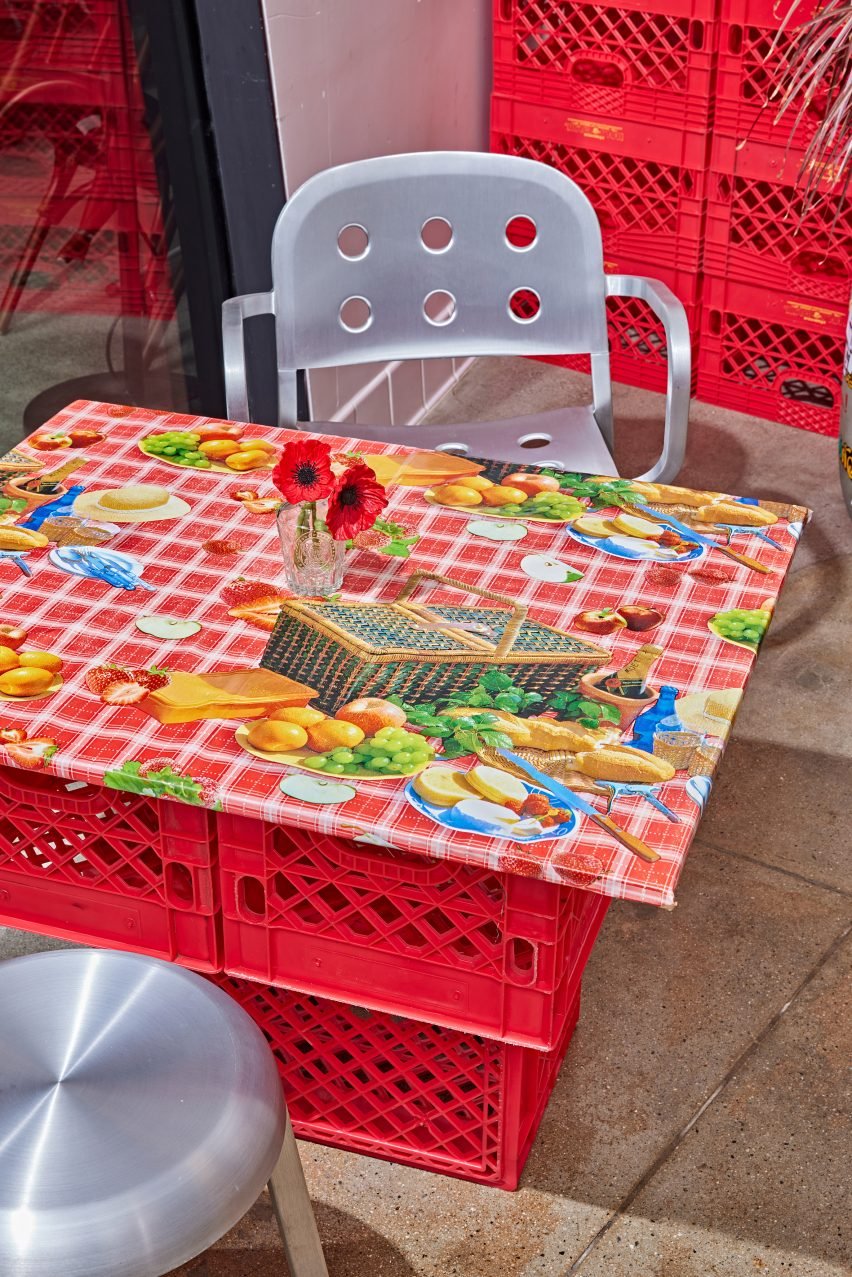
[630,684,679,751]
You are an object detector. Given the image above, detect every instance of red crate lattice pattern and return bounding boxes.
[219,815,610,1048]
[0,767,220,968]
[211,974,582,1188]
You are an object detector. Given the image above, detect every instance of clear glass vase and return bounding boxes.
[276,499,346,597]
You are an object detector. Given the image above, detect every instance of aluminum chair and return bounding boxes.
[223,151,690,482]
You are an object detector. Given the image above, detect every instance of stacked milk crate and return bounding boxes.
[698,0,849,434]
[490,0,717,393]
[209,815,611,1188]
[0,760,610,1189]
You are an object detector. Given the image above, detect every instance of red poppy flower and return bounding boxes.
[326,463,388,540]
[272,439,335,503]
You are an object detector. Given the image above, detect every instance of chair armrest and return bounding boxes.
[222,291,274,423]
[605,274,691,484]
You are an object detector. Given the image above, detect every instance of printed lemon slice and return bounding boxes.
[610,512,664,540]
[573,515,616,538]
[466,764,528,806]
[413,766,480,807]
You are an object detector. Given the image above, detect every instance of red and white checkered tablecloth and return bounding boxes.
[0,401,808,908]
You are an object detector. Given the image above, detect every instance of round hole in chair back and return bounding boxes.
[338,223,369,259]
[421,217,453,252]
[423,290,457,325]
[435,441,470,456]
[339,295,373,332]
[518,432,552,449]
[509,288,541,322]
[505,215,537,249]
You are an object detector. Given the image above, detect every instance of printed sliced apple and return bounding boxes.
[279,774,357,805]
[136,615,202,640]
[466,519,528,542]
[521,554,583,583]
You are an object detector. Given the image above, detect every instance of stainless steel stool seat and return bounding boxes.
[0,949,328,1277]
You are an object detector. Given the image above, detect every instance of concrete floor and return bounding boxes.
[2,358,850,1276]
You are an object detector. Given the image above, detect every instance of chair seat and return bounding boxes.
[309,405,619,475]
[0,950,286,1277]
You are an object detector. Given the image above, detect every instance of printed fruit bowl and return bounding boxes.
[708,607,772,651]
[139,427,277,474]
[235,722,435,782]
[424,472,585,523]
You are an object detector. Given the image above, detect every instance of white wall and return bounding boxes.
[261,0,491,426]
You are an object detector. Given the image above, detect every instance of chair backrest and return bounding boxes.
[271,151,609,377]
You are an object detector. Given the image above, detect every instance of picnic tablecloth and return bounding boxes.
[0,400,808,908]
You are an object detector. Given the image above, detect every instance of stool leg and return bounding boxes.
[268,1110,329,1277]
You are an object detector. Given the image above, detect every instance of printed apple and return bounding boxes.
[135,615,202,639]
[466,519,527,542]
[503,472,560,497]
[574,608,628,634]
[67,428,104,446]
[0,625,27,651]
[31,434,71,450]
[618,604,666,632]
[196,423,244,442]
[521,554,583,584]
[279,774,357,805]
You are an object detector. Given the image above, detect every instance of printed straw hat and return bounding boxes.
[72,485,191,524]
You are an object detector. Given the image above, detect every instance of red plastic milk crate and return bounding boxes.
[714,0,832,149]
[0,766,220,968]
[539,259,701,393]
[492,0,719,131]
[697,276,845,435]
[490,94,708,272]
[705,135,850,306]
[210,974,585,1189]
[217,812,611,1050]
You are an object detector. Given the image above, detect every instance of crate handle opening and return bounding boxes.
[238,875,267,919]
[791,249,846,281]
[507,937,538,986]
[570,56,624,89]
[727,24,742,55]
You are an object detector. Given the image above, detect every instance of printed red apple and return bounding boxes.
[31,433,71,450]
[67,427,104,446]
[0,624,27,651]
[618,604,666,632]
[575,608,628,635]
[196,423,243,442]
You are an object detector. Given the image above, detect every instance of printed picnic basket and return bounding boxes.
[260,570,610,712]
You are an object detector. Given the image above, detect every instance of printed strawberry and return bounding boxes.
[353,528,389,550]
[101,681,150,705]
[501,854,543,879]
[129,667,170,693]
[202,539,246,555]
[85,664,129,694]
[4,737,58,769]
[197,778,221,807]
[551,850,604,886]
[690,564,735,584]
[0,726,26,743]
[220,577,280,608]
[140,757,176,775]
[646,566,683,589]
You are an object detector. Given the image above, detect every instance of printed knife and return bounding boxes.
[497,748,661,863]
[630,503,772,574]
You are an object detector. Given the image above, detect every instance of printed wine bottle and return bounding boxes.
[597,643,663,699]
[630,684,679,750]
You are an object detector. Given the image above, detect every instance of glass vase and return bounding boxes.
[276,499,346,597]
